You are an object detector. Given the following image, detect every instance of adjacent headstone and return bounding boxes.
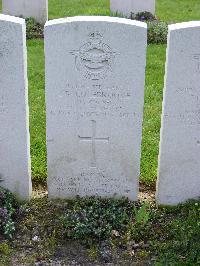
[2,0,48,25]
[157,22,200,205]
[110,0,155,17]
[0,14,31,200]
[45,16,147,200]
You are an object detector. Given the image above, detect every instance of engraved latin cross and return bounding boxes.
[78,120,109,167]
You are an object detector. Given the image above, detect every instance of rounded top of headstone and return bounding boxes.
[169,21,200,31]
[45,16,147,29]
[0,14,25,24]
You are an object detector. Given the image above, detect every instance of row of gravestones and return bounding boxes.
[0,14,200,205]
[2,0,48,25]
[1,0,155,25]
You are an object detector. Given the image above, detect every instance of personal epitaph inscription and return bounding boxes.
[0,15,31,200]
[45,17,147,199]
[157,22,200,205]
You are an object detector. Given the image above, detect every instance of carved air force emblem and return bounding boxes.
[71,32,118,80]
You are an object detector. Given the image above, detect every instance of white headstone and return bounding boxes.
[2,0,48,25]
[110,0,155,17]
[0,14,31,200]
[45,16,147,200]
[157,22,200,205]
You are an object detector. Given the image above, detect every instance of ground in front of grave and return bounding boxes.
[0,184,199,266]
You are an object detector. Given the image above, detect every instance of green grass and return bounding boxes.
[27,40,166,183]
[48,0,200,23]
[61,198,200,264]
[141,44,166,183]
[27,40,47,181]
[0,3,200,264]
[0,0,198,184]
[156,0,200,23]
[0,0,199,183]
[1,0,200,23]
[48,0,200,22]
[1,196,199,264]
[49,0,110,19]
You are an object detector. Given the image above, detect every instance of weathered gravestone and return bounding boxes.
[110,0,155,18]
[45,16,147,200]
[2,0,48,25]
[0,14,32,200]
[157,22,200,205]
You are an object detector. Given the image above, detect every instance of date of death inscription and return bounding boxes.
[49,84,138,119]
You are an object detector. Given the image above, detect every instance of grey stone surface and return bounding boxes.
[0,14,31,200]
[110,0,155,17]
[157,22,200,205]
[45,16,147,200]
[2,0,48,25]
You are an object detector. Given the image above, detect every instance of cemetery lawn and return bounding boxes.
[27,40,166,185]
[24,0,199,184]
[0,1,200,265]
[49,0,200,22]
[48,0,200,23]
[156,0,200,23]
[28,40,47,181]
[1,0,200,23]
[0,1,199,185]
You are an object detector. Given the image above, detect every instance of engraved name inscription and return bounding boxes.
[50,84,134,119]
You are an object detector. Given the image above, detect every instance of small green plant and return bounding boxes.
[147,21,168,44]
[135,203,150,225]
[130,11,168,44]
[126,202,152,243]
[63,197,135,241]
[131,11,157,21]
[26,18,43,40]
[153,200,200,264]
[0,187,21,238]
[87,245,98,260]
[0,243,11,255]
